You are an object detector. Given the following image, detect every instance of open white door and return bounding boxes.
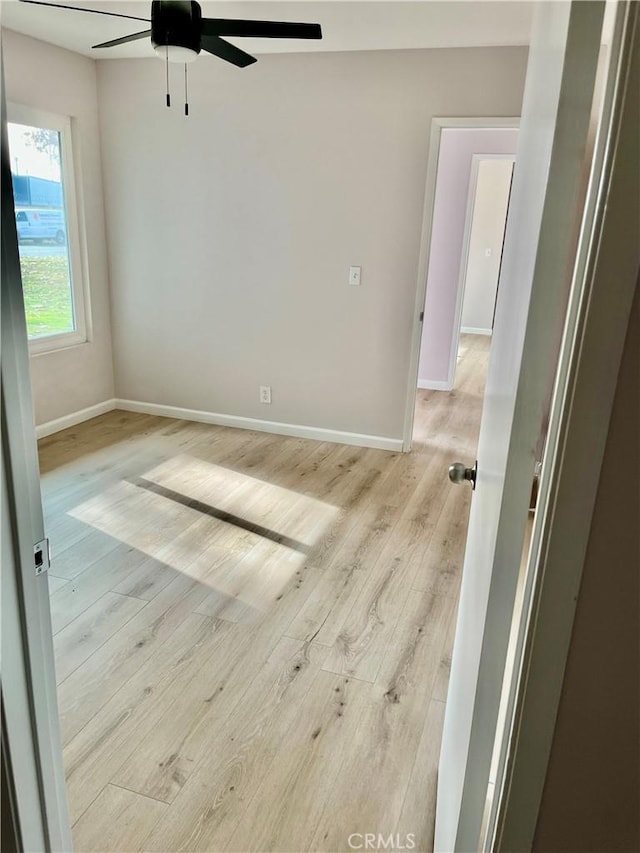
[1,56,72,851]
[435,3,607,850]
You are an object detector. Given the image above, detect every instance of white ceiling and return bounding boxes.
[0,1,534,60]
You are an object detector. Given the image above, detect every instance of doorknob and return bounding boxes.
[449,460,477,489]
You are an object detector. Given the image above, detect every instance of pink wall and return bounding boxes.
[418,128,519,386]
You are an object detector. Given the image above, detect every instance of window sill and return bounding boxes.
[29,333,89,357]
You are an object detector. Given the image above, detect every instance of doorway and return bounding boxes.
[405,121,518,451]
[459,157,515,339]
[452,154,515,387]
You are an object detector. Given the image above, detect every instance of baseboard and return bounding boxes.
[461,326,493,336]
[417,379,453,391]
[114,398,403,452]
[36,398,116,439]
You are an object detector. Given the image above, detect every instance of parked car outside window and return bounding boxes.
[15,207,66,244]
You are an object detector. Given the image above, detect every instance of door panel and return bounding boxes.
[1,64,72,851]
[435,3,606,850]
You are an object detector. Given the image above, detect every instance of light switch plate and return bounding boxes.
[349,266,361,286]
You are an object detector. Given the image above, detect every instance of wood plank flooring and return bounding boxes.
[39,334,490,853]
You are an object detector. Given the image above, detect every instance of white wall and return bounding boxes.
[97,46,527,442]
[2,29,114,427]
[461,158,514,334]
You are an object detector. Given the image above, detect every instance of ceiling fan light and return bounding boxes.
[154,44,199,63]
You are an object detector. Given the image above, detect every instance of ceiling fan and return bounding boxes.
[19,0,323,112]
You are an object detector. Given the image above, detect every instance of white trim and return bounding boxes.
[493,3,638,848]
[33,397,403,450]
[114,398,403,452]
[417,379,453,391]
[402,118,519,453]
[1,91,73,850]
[35,398,116,439]
[461,326,493,336]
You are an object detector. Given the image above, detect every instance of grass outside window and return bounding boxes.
[20,253,75,338]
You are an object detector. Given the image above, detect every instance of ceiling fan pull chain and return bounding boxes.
[165,45,171,107]
[184,63,189,116]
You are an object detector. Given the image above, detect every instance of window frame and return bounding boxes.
[8,102,89,354]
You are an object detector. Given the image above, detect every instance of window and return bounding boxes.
[7,104,87,352]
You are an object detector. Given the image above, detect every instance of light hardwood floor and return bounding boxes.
[39,335,490,853]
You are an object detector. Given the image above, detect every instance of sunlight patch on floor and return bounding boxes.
[67,455,339,617]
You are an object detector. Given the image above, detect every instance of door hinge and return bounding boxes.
[34,538,50,576]
[419,311,424,322]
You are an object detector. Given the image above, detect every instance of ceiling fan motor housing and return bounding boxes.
[151,0,202,58]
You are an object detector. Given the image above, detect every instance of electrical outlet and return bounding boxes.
[260,385,272,404]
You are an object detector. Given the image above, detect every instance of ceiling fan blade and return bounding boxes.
[19,0,149,22]
[200,35,257,68]
[202,19,322,40]
[92,29,151,49]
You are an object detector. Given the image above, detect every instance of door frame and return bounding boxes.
[436,1,610,847]
[402,117,519,452]
[489,3,638,848]
[1,57,73,852]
